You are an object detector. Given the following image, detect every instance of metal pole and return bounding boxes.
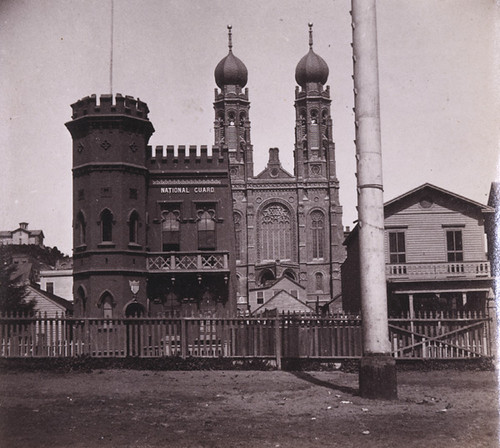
[351,0,397,399]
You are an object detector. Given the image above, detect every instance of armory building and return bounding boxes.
[66,26,345,318]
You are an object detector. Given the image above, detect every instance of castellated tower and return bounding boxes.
[67,94,237,318]
[66,94,154,317]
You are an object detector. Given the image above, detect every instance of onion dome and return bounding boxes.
[214,25,248,88]
[295,23,329,87]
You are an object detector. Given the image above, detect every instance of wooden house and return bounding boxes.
[248,276,314,315]
[342,184,494,316]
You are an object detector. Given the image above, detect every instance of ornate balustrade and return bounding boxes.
[386,261,490,280]
[147,251,229,273]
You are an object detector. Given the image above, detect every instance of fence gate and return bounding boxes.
[389,312,491,359]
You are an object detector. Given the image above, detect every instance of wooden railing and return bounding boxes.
[147,251,229,272]
[386,261,490,279]
[0,311,491,362]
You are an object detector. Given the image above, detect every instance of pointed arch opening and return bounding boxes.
[161,209,180,252]
[259,269,275,287]
[258,202,295,262]
[76,285,87,316]
[128,210,140,244]
[76,211,86,246]
[233,212,242,261]
[99,291,114,320]
[197,208,216,250]
[100,209,114,242]
[315,272,324,292]
[310,210,325,260]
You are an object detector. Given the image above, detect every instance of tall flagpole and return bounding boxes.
[351,0,397,399]
[110,0,114,95]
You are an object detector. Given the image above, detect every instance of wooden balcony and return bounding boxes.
[386,261,491,281]
[147,251,229,273]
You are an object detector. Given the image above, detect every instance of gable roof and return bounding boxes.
[252,289,314,315]
[254,165,294,180]
[384,183,493,214]
[343,183,493,246]
[25,284,73,314]
[249,275,306,292]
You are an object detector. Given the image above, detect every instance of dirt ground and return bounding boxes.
[0,368,498,448]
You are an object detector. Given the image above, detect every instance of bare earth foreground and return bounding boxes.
[0,369,497,448]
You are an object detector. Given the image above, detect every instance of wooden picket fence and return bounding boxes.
[0,311,492,364]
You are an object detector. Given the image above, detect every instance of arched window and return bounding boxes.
[100,209,113,242]
[76,286,87,316]
[322,110,328,126]
[101,292,113,320]
[197,209,216,250]
[310,109,318,125]
[162,210,180,251]
[259,269,275,287]
[128,211,139,244]
[259,203,293,261]
[283,270,296,281]
[234,212,242,261]
[76,211,86,246]
[311,211,325,259]
[315,272,324,292]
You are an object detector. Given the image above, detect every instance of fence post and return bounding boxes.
[181,318,188,359]
[275,316,282,370]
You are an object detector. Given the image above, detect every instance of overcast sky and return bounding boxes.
[1,0,498,255]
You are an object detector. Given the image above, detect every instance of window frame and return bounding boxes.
[446,229,464,262]
[196,207,217,251]
[388,230,406,264]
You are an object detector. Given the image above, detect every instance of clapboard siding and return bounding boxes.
[385,204,487,263]
[24,286,71,317]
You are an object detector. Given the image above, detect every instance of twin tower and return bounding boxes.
[66,25,344,318]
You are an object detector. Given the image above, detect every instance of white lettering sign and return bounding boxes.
[159,186,216,194]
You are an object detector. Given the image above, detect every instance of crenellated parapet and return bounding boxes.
[148,145,229,169]
[70,93,150,120]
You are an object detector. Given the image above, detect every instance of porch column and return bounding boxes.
[461,292,467,308]
[408,294,415,319]
[351,0,397,399]
[408,294,415,354]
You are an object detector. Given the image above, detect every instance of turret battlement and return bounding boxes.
[70,94,150,120]
[148,145,229,169]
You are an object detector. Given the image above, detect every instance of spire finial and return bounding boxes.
[227,25,233,51]
[308,22,313,49]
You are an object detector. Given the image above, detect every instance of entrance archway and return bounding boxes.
[125,302,145,317]
[124,302,146,356]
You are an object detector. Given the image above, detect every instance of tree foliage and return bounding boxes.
[0,247,36,315]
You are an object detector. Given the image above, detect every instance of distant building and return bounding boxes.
[342,184,494,316]
[0,222,44,247]
[39,260,73,302]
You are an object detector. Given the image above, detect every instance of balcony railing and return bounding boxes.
[386,261,490,280]
[147,251,229,273]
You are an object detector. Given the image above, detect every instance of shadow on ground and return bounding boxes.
[289,371,359,396]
